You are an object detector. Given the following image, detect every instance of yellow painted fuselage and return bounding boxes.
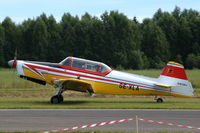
[22,65,190,98]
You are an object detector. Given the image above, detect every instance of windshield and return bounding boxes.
[59,57,111,74]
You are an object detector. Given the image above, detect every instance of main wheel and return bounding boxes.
[156,98,163,103]
[51,95,60,104]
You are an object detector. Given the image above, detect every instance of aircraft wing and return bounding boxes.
[52,79,93,93]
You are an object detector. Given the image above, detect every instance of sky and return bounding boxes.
[0,0,200,23]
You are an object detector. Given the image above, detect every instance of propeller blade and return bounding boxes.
[14,48,17,60]
[8,48,18,68]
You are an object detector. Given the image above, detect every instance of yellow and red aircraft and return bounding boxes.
[8,57,193,103]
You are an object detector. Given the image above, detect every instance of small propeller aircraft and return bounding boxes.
[8,56,193,103]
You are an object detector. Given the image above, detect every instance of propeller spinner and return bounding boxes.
[8,60,17,68]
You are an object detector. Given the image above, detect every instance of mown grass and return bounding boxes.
[0,68,46,90]
[0,69,200,109]
[0,96,200,109]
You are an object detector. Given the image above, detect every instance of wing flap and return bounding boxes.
[52,79,93,92]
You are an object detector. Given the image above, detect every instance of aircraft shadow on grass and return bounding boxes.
[33,99,176,106]
[35,100,88,105]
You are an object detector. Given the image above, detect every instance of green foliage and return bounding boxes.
[0,24,5,67]
[141,19,169,68]
[32,18,48,61]
[2,17,18,66]
[1,7,200,69]
[128,50,147,69]
[186,54,200,69]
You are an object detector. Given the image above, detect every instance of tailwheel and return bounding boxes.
[156,98,163,103]
[51,95,64,104]
[154,96,163,103]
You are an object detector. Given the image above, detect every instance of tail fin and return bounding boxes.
[161,61,187,80]
[158,61,193,97]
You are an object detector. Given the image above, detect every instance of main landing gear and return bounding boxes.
[154,96,163,103]
[51,83,64,104]
[51,95,64,104]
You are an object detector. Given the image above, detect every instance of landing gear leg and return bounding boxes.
[86,89,95,97]
[154,96,163,103]
[51,83,64,104]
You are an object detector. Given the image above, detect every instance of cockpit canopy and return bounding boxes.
[59,57,112,76]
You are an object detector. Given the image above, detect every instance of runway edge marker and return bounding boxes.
[41,117,200,133]
[41,118,134,133]
[139,118,200,130]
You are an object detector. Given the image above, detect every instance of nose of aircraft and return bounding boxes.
[8,60,17,68]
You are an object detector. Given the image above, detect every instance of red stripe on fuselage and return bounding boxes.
[25,64,157,91]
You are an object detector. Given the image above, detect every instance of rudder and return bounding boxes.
[161,61,187,80]
[158,61,193,97]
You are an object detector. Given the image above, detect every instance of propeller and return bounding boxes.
[8,48,17,68]
[14,48,17,61]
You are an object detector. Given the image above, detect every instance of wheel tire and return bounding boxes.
[51,95,60,104]
[58,95,64,103]
[157,98,163,103]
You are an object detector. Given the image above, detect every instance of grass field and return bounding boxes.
[0,68,200,109]
[1,97,200,109]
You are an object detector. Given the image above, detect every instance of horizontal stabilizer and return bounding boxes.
[155,84,171,88]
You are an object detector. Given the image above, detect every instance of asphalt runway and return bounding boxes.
[0,109,200,132]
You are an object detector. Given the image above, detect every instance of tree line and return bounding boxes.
[0,7,200,69]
